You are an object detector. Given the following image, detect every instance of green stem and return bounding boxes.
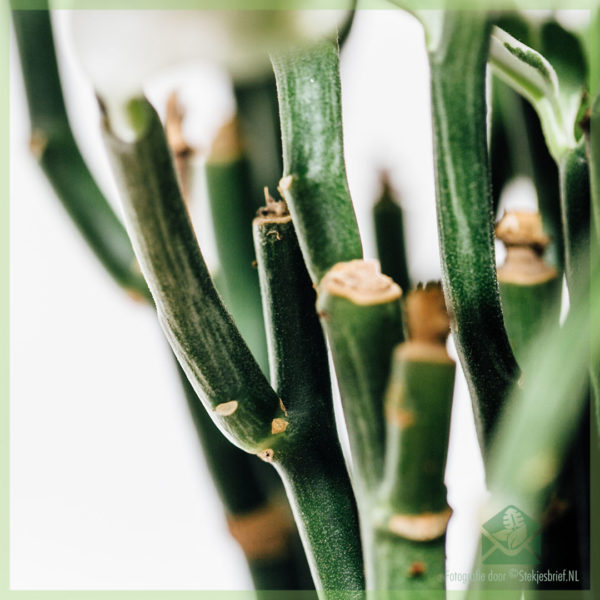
[102,97,282,454]
[253,204,364,591]
[316,260,404,492]
[270,38,363,283]
[428,12,518,450]
[233,77,283,210]
[372,343,455,593]
[495,212,588,589]
[175,358,314,591]
[490,78,527,214]
[205,122,269,374]
[559,138,591,293]
[498,276,561,365]
[591,95,600,245]
[373,178,411,293]
[468,247,597,598]
[495,212,561,366]
[11,8,148,299]
[591,95,600,432]
[523,99,564,272]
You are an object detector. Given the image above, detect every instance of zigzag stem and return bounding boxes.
[428,12,519,450]
[102,98,282,453]
[371,284,455,594]
[253,196,364,592]
[270,38,363,284]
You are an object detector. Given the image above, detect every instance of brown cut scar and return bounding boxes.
[495,211,549,248]
[258,448,274,463]
[215,401,239,416]
[321,259,402,306]
[227,502,293,560]
[254,188,290,224]
[125,288,146,304]
[405,282,450,345]
[29,131,47,159]
[271,418,289,434]
[385,405,415,428]
[408,561,427,578]
[394,341,454,365]
[279,399,288,415]
[388,508,452,541]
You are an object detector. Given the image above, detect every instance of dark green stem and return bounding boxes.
[371,344,455,593]
[316,261,404,492]
[428,12,519,450]
[591,95,600,245]
[12,8,148,299]
[373,178,410,293]
[174,358,314,591]
[233,77,283,210]
[524,99,564,272]
[559,138,590,293]
[270,38,363,283]
[498,276,561,366]
[102,98,282,453]
[591,96,600,432]
[253,207,364,591]
[494,211,562,367]
[468,248,597,598]
[205,125,268,374]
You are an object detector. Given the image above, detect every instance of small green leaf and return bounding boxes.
[489,26,578,161]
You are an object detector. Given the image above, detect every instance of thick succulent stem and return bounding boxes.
[253,200,364,592]
[524,99,564,272]
[369,285,454,593]
[174,359,313,591]
[102,97,282,454]
[205,120,269,374]
[270,38,363,283]
[559,138,590,293]
[590,96,600,431]
[316,260,404,492]
[428,12,519,450]
[233,77,283,210]
[373,176,411,293]
[495,211,589,589]
[468,248,597,598]
[495,211,561,365]
[591,96,600,244]
[11,8,148,299]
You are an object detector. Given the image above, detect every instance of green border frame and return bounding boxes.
[3,2,598,598]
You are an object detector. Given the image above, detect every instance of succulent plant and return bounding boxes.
[12,3,598,597]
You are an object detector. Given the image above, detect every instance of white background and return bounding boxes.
[10,8,585,591]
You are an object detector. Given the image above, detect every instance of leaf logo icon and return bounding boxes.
[481,504,541,564]
[492,508,528,550]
